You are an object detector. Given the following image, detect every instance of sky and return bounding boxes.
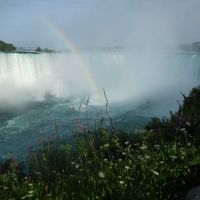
[0,0,200,49]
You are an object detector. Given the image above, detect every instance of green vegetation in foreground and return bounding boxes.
[0,40,16,52]
[0,87,200,200]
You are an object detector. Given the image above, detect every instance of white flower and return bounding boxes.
[125,141,130,145]
[186,122,191,126]
[119,181,124,185]
[180,128,187,134]
[104,158,108,162]
[99,171,105,178]
[144,155,150,159]
[75,164,80,169]
[154,144,160,149]
[103,144,109,148]
[151,169,159,176]
[170,155,177,160]
[172,145,177,150]
[140,144,148,150]
[125,166,130,170]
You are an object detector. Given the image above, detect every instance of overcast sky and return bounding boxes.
[0,0,200,48]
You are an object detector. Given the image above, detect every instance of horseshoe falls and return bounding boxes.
[0,50,200,159]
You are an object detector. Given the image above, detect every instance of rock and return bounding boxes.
[185,186,200,200]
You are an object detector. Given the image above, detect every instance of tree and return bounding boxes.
[0,40,16,52]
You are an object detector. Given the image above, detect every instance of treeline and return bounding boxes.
[35,46,55,53]
[0,40,16,52]
[180,42,200,52]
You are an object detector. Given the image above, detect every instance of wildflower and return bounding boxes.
[28,191,34,195]
[125,141,130,145]
[140,144,148,150]
[75,164,80,169]
[170,155,177,160]
[186,122,191,126]
[118,158,122,162]
[160,161,164,164]
[21,196,27,200]
[99,171,105,178]
[151,169,159,176]
[3,187,8,190]
[28,183,33,187]
[104,158,108,162]
[103,143,110,148]
[122,152,126,155]
[70,162,75,165]
[172,145,177,150]
[180,128,187,134]
[144,155,150,159]
[154,144,160,149]
[119,181,124,185]
[125,166,130,170]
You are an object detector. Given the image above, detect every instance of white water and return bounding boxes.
[0,51,199,105]
[0,53,94,103]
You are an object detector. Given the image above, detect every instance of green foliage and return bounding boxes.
[0,40,16,52]
[0,129,200,200]
[146,86,200,139]
[0,87,200,199]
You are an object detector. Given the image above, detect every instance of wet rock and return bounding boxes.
[185,186,200,200]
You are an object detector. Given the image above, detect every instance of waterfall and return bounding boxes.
[0,53,53,86]
[0,52,95,101]
[0,51,199,104]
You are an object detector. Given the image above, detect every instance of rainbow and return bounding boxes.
[44,18,102,99]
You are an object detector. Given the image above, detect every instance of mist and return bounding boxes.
[0,0,200,108]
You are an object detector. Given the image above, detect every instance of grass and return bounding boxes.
[0,87,200,200]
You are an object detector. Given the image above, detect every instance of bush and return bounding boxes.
[146,86,200,139]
